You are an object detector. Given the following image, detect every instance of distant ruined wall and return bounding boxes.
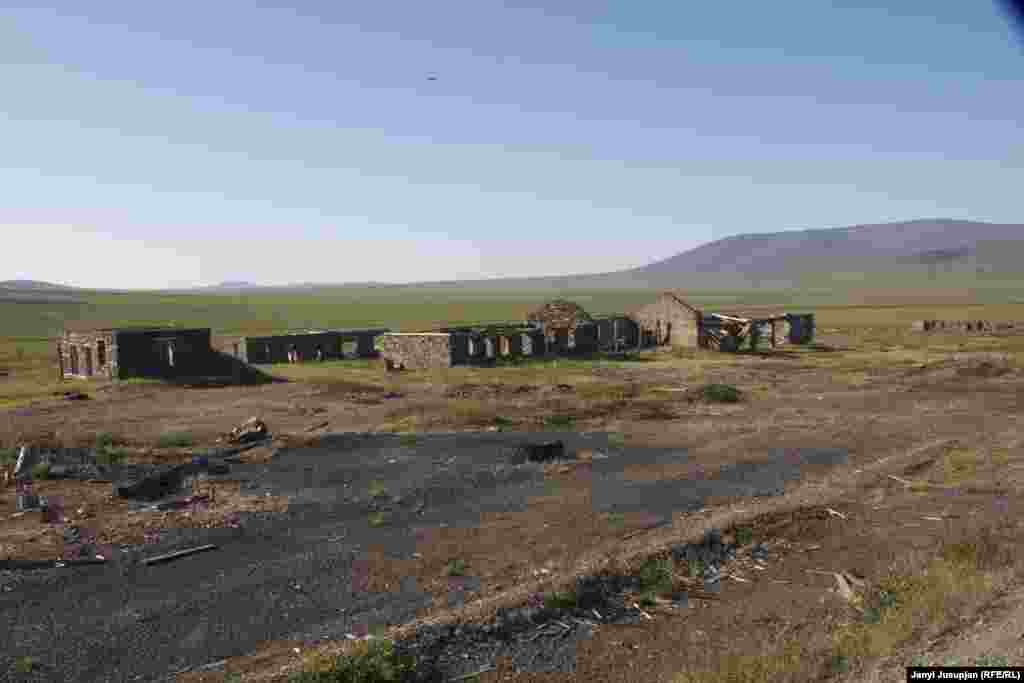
[912,320,1015,334]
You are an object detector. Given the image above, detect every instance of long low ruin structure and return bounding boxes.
[376,327,549,370]
[222,328,389,364]
[58,326,217,380]
[911,320,1018,333]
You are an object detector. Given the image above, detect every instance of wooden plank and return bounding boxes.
[141,544,217,566]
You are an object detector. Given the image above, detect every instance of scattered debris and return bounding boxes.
[887,474,914,486]
[226,417,269,445]
[631,602,653,620]
[152,494,211,512]
[833,572,857,603]
[115,465,188,501]
[826,507,847,520]
[0,558,106,571]
[511,440,566,464]
[55,390,90,401]
[141,544,218,566]
[306,421,330,433]
[449,664,496,681]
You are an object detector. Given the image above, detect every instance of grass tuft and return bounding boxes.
[543,590,579,610]
[445,559,468,577]
[30,462,50,480]
[156,432,195,448]
[544,414,575,428]
[692,383,743,404]
[636,556,674,595]
[289,638,415,683]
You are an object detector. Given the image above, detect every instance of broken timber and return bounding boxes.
[141,544,217,566]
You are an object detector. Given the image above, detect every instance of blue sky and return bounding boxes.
[3,1,1023,288]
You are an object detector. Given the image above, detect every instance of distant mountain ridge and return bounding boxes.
[631,219,1024,279]
[0,279,77,291]
[4,219,1022,293]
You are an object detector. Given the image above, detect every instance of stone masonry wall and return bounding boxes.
[376,334,454,370]
[912,320,1016,334]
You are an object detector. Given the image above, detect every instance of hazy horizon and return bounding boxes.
[4,2,1023,289]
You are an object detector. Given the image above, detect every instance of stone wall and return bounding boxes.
[113,328,215,379]
[784,313,815,345]
[57,330,117,380]
[912,320,1014,333]
[59,328,216,380]
[235,329,388,364]
[376,333,454,370]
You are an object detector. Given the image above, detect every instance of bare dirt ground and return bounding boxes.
[2,327,1024,681]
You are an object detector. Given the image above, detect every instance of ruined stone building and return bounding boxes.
[526,300,599,354]
[58,326,216,380]
[632,292,704,349]
[223,329,389,364]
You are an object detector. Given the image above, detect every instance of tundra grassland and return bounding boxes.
[4,276,1024,682]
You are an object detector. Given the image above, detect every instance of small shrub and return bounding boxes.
[826,654,850,675]
[693,384,743,404]
[367,480,387,498]
[637,557,673,595]
[289,638,414,683]
[605,512,626,528]
[398,434,418,447]
[544,414,575,428]
[368,512,388,528]
[492,416,513,428]
[14,656,36,674]
[0,447,17,465]
[543,590,578,610]
[156,432,194,448]
[733,527,754,547]
[445,559,468,577]
[94,432,122,450]
[30,463,50,480]
[637,592,657,608]
[686,558,704,579]
[96,448,127,465]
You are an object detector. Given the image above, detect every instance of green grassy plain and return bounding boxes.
[1,272,1023,407]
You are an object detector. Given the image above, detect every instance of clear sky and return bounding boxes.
[3,1,1023,288]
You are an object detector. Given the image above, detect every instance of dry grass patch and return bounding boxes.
[672,521,1022,683]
